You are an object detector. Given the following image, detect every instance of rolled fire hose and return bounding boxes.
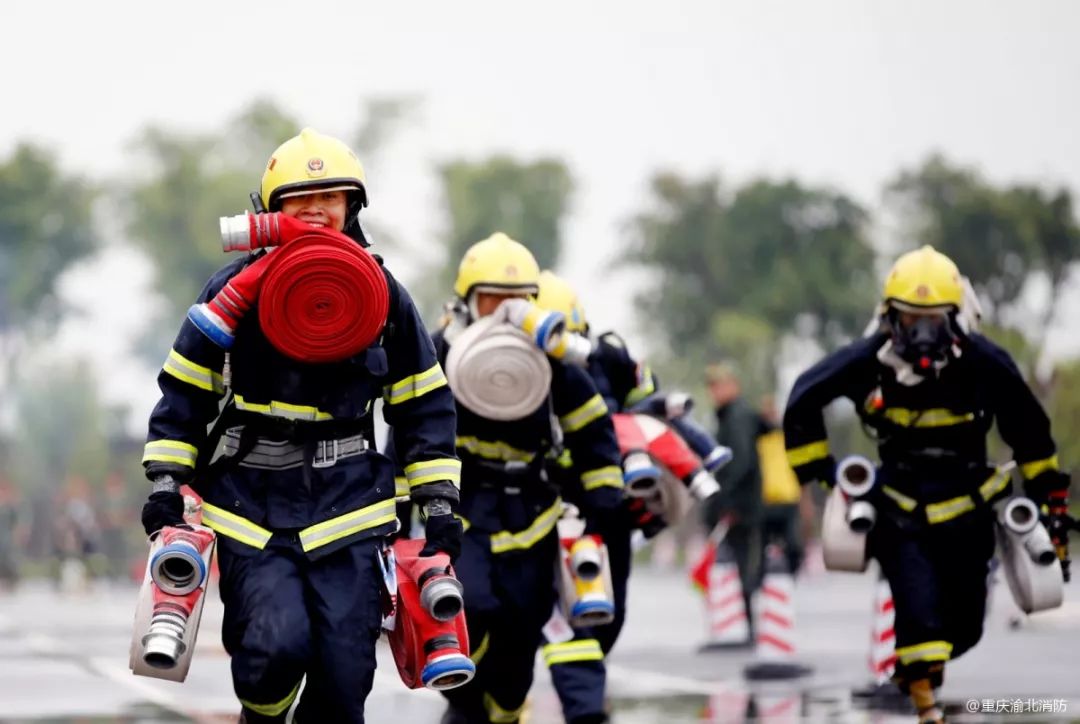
[444,315,552,421]
[191,223,389,363]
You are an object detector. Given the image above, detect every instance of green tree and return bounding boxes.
[0,143,99,355]
[624,173,876,395]
[435,156,574,299]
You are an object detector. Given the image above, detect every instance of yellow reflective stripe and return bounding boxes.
[142,440,198,468]
[384,363,448,405]
[470,632,490,665]
[926,495,976,525]
[299,499,397,553]
[1021,455,1059,480]
[882,408,975,428]
[394,476,409,498]
[234,394,333,421]
[542,638,604,666]
[163,349,224,394]
[979,468,1013,501]
[456,436,536,463]
[896,640,953,665]
[623,366,656,408]
[490,498,562,554]
[201,503,272,550]
[881,485,918,512]
[239,680,301,717]
[483,692,525,724]
[581,465,624,491]
[456,513,471,533]
[559,394,608,433]
[554,448,573,469]
[404,458,462,488]
[786,440,829,468]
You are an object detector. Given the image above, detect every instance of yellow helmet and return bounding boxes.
[454,232,541,299]
[260,128,367,211]
[882,245,963,310]
[536,270,588,333]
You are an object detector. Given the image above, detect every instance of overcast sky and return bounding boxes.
[4,0,1080,425]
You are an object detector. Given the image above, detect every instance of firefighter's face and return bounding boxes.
[280,190,349,231]
[475,291,530,318]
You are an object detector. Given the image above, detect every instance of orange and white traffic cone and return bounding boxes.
[744,544,811,680]
[753,691,802,724]
[698,683,751,724]
[696,541,752,650]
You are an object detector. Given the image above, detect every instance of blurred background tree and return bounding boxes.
[624,172,876,400]
[0,144,99,375]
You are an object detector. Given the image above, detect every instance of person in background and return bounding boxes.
[701,362,764,626]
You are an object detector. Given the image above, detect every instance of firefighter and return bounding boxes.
[434,235,624,724]
[531,270,726,723]
[783,245,1070,724]
[138,128,461,723]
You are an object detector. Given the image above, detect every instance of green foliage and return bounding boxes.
[886,155,1080,330]
[0,144,99,330]
[1049,359,1080,474]
[10,363,110,493]
[625,173,876,364]
[437,156,574,289]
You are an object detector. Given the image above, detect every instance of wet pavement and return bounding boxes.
[1,556,1078,723]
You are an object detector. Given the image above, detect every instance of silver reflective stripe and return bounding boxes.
[299,499,397,553]
[222,428,368,470]
[162,349,224,394]
[404,458,462,488]
[201,503,272,549]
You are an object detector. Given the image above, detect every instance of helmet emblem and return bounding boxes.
[505,264,519,278]
[306,157,326,178]
[916,284,930,299]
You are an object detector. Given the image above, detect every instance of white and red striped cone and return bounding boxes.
[699,541,752,650]
[869,574,897,684]
[744,544,812,680]
[853,569,907,709]
[752,691,802,724]
[699,683,751,724]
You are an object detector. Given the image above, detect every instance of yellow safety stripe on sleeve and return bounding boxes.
[299,498,397,553]
[162,349,224,394]
[623,366,656,409]
[542,638,604,667]
[239,680,302,717]
[456,436,537,463]
[490,498,563,554]
[457,513,471,533]
[394,476,409,499]
[141,440,198,468]
[979,467,1013,501]
[483,692,525,724]
[896,640,953,666]
[234,394,334,421]
[383,363,448,406]
[882,408,976,428]
[404,458,462,489]
[559,394,609,434]
[881,486,918,513]
[201,503,272,550]
[786,440,829,468]
[470,632,490,665]
[925,495,976,525]
[581,466,624,491]
[1020,455,1059,480]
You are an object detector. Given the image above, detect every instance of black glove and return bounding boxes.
[141,490,186,537]
[421,513,464,562]
[627,498,667,540]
